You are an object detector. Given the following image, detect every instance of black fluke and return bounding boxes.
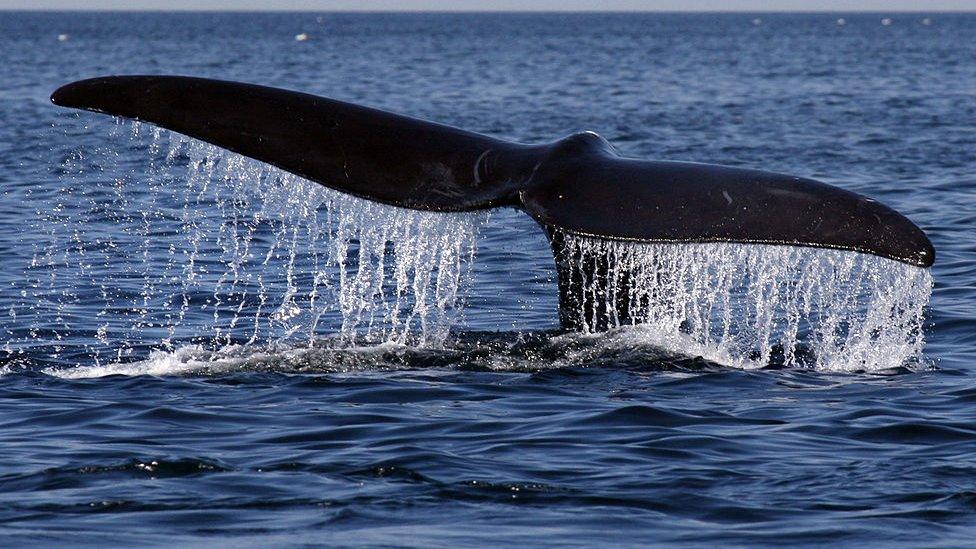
[51,76,935,330]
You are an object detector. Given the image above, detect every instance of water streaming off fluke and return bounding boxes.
[555,234,932,371]
[24,122,484,364]
[20,120,932,373]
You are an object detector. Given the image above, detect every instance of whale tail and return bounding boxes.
[51,75,540,212]
[51,76,934,329]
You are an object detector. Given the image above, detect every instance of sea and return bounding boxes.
[0,11,974,546]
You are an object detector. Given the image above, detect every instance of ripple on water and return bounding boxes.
[0,12,973,546]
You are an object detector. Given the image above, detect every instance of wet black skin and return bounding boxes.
[51,76,935,331]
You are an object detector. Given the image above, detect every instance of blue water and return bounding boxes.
[2,12,976,546]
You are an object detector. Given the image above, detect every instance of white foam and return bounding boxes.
[43,340,414,379]
[46,345,244,378]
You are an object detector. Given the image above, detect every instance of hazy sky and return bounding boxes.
[4,1,974,11]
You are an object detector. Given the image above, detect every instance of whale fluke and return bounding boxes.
[51,76,934,329]
[51,75,537,212]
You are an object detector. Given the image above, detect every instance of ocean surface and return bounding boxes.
[2,11,975,546]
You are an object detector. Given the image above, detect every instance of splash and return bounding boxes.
[555,234,932,371]
[23,122,484,365]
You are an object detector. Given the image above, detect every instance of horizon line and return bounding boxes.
[2,9,973,14]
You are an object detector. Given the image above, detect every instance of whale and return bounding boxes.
[51,76,935,331]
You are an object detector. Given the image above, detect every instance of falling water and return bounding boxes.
[20,120,932,372]
[557,234,932,371]
[23,122,484,364]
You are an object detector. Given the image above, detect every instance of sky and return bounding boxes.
[3,1,975,11]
